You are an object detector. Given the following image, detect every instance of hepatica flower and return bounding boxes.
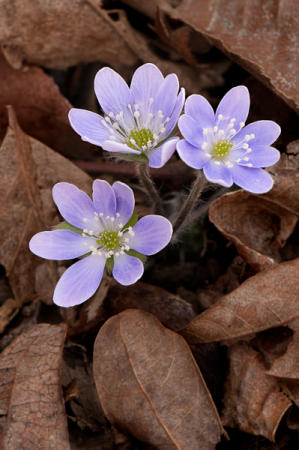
[177,86,281,193]
[29,180,172,307]
[69,63,185,168]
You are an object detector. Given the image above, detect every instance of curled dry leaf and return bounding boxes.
[0,323,69,449]
[0,107,92,306]
[0,53,95,158]
[179,259,299,344]
[222,343,291,442]
[162,0,299,112]
[93,309,224,450]
[209,190,298,272]
[0,0,138,69]
[103,281,196,331]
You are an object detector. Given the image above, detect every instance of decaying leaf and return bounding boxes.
[0,323,69,449]
[0,53,94,158]
[103,280,196,331]
[0,106,92,306]
[93,309,224,450]
[209,190,298,272]
[162,0,299,112]
[0,0,138,69]
[267,319,299,379]
[222,343,292,441]
[179,259,299,344]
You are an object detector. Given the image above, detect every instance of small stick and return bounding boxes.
[136,163,165,215]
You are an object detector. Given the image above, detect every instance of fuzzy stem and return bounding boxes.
[173,172,206,234]
[136,164,164,215]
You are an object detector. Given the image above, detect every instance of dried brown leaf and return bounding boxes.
[0,0,138,69]
[103,281,196,331]
[163,0,299,112]
[179,259,299,344]
[0,53,94,158]
[93,309,224,450]
[0,323,69,449]
[0,107,92,306]
[209,190,298,272]
[222,343,291,441]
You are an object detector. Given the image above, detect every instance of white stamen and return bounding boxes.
[203,128,208,135]
[201,142,208,150]
[243,143,249,149]
[83,218,88,223]
[116,213,120,217]
[243,156,249,161]
[218,114,223,120]
[213,126,218,132]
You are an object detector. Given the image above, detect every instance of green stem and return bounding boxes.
[136,164,164,215]
[173,173,206,235]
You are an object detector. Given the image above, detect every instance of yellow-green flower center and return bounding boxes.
[127,128,154,151]
[212,139,233,159]
[97,230,120,251]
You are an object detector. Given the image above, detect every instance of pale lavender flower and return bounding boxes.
[29,180,172,307]
[177,86,281,193]
[69,63,185,168]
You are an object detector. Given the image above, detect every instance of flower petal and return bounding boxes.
[233,120,281,146]
[68,109,109,146]
[113,253,144,286]
[165,88,185,136]
[130,215,172,255]
[92,180,116,217]
[178,114,204,148]
[112,181,135,224]
[29,230,94,260]
[130,63,164,106]
[216,86,250,132]
[154,73,179,118]
[238,145,280,168]
[177,139,209,169]
[53,255,106,307]
[184,94,215,128]
[94,67,133,116]
[101,140,141,154]
[148,137,179,168]
[231,165,273,193]
[203,161,233,187]
[52,182,96,230]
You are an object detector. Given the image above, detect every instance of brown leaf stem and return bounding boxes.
[136,163,165,215]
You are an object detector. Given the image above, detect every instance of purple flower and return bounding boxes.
[177,86,281,193]
[29,180,172,307]
[69,63,185,168]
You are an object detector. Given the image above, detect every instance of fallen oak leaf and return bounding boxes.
[0,323,69,449]
[222,343,291,442]
[0,53,95,158]
[93,309,225,450]
[179,259,299,344]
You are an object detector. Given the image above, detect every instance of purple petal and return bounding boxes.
[130,63,164,106]
[101,140,141,154]
[94,67,133,116]
[53,255,106,307]
[68,109,109,146]
[112,181,135,224]
[52,183,96,229]
[184,94,215,128]
[177,139,210,169]
[216,86,250,131]
[203,161,233,187]
[154,73,179,118]
[165,88,185,136]
[178,114,204,148]
[238,145,280,168]
[29,230,94,260]
[92,180,116,217]
[231,165,273,193]
[233,120,281,146]
[112,253,144,286]
[130,215,172,255]
[148,137,179,169]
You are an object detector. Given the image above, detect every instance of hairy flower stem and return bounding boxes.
[136,164,165,215]
[173,173,207,235]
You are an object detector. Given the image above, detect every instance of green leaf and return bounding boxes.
[54,221,82,234]
[124,211,138,229]
[105,256,114,272]
[126,249,146,263]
